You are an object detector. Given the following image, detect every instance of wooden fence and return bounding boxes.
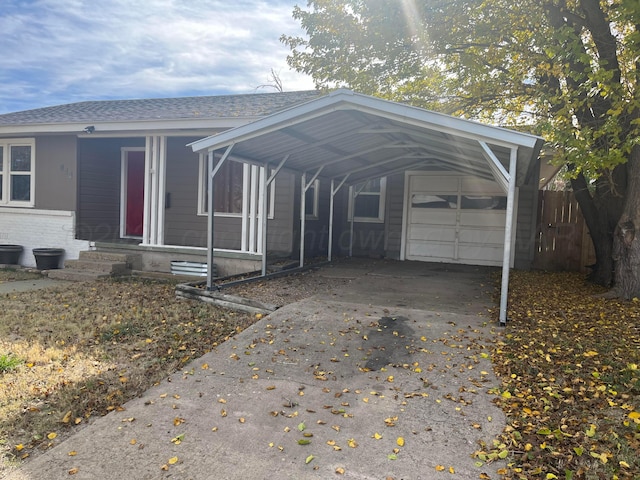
[533,190,596,272]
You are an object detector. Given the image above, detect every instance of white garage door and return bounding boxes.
[405,175,508,266]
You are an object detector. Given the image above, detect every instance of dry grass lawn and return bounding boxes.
[0,271,254,475]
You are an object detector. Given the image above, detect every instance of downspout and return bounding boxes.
[499,148,518,326]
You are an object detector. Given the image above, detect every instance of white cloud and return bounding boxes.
[0,0,315,112]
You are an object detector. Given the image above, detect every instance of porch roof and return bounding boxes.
[189,89,544,188]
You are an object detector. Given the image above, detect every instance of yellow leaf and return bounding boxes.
[628,411,640,420]
[583,350,599,357]
[347,438,358,448]
[61,411,72,424]
[201,363,209,370]
[335,467,345,474]
[386,375,394,383]
[373,432,383,440]
[15,444,24,452]
[435,465,445,471]
[68,467,79,475]
[449,466,455,474]
[620,461,630,468]
[501,391,512,399]
[396,437,405,447]
[305,454,314,464]
[168,456,179,465]
[173,417,185,426]
[47,432,57,440]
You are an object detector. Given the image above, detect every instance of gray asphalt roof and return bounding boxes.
[0,91,320,125]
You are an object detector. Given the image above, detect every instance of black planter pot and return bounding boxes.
[0,245,24,265]
[32,248,65,270]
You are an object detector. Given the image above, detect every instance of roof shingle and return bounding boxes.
[0,91,320,126]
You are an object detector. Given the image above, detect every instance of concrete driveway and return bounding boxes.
[4,260,506,480]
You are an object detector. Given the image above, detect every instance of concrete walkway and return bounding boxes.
[4,261,506,480]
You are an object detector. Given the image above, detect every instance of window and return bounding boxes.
[304,179,319,219]
[198,155,274,217]
[349,177,386,222]
[0,139,35,206]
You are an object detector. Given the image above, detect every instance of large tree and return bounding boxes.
[282,0,640,298]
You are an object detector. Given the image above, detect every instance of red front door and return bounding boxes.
[125,151,145,237]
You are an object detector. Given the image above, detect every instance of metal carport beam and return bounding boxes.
[207,143,234,291]
[479,141,510,193]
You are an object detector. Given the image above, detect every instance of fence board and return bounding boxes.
[533,190,596,272]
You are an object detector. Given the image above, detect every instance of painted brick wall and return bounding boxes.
[0,208,89,267]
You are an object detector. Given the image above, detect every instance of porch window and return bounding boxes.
[0,139,35,207]
[349,177,386,222]
[198,155,274,217]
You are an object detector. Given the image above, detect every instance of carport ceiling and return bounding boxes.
[189,89,544,188]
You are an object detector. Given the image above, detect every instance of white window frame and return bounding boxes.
[348,176,386,223]
[0,138,36,207]
[305,178,320,220]
[197,155,274,219]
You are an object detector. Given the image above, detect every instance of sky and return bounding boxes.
[0,0,316,113]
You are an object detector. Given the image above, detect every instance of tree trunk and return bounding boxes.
[613,145,640,299]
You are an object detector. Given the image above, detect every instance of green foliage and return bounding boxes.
[282,0,640,178]
[0,353,22,374]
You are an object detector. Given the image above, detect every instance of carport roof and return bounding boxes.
[189,89,544,188]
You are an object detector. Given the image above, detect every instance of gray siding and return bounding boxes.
[163,137,208,247]
[163,138,297,252]
[267,171,295,254]
[77,138,144,241]
[513,161,541,270]
[35,135,78,211]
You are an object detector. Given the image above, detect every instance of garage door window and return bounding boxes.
[350,177,386,222]
[411,194,506,210]
[461,195,506,210]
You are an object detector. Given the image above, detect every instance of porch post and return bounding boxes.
[499,147,518,326]
[142,136,152,245]
[156,136,167,245]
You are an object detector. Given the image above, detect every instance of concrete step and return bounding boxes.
[79,250,131,263]
[47,270,110,282]
[64,259,130,275]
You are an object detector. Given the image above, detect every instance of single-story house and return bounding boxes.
[0,89,544,323]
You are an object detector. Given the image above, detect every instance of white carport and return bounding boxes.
[190,89,544,325]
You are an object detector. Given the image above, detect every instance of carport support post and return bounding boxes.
[207,144,234,290]
[499,148,518,326]
[300,173,307,268]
